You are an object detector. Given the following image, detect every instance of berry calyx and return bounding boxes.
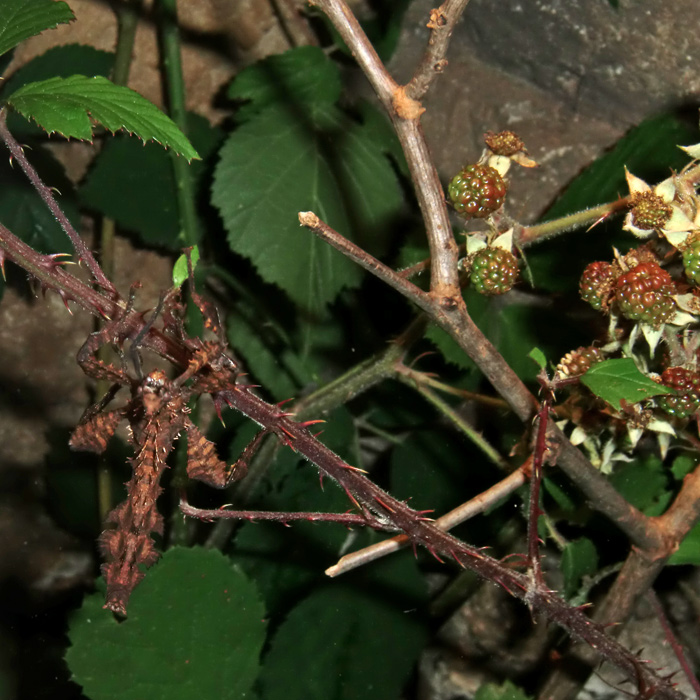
[682,237,700,285]
[555,346,603,378]
[615,262,675,326]
[579,261,616,311]
[629,191,672,231]
[448,164,507,218]
[484,130,524,157]
[657,367,700,419]
[469,247,518,295]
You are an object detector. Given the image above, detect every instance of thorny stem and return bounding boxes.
[0,109,116,295]
[197,382,684,700]
[203,316,428,549]
[647,589,700,698]
[527,380,553,585]
[181,498,397,530]
[326,461,529,577]
[517,197,631,247]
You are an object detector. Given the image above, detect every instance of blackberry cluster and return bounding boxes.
[469,247,518,295]
[657,367,700,419]
[448,164,507,218]
[615,262,675,326]
[579,261,616,311]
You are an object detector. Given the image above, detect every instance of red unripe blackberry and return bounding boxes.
[469,247,518,295]
[615,262,675,326]
[657,367,700,419]
[579,261,616,311]
[555,346,603,378]
[448,164,507,218]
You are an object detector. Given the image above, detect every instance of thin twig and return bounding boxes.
[181,497,396,530]
[406,0,473,100]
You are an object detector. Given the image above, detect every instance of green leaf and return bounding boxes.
[79,112,220,249]
[668,522,700,566]
[670,454,696,481]
[66,547,266,700]
[173,245,199,287]
[580,358,672,409]
[213,50,404,313]
[0,0,74,59]
[529,347,547,371]
[229,46,341,122]
[6,75,199,161]
[259,558,427,700]
[1,43,115,138]
[561,538,598,599]
[474,681,532,700]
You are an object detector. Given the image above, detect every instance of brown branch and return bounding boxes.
[406,0,474,100]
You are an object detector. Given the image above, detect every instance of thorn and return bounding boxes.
[50,186,62,196]
[373,496,395,513]
[409,350,437,368]
[426,546,444,563]
[276,398,295,407]
[7,155,12,168]
[451,550,466,568]
[318,472,325,490]
[298,419,326,428]
[279,425,296,440]
[0,251,5,281]
[312,430,324,438]
[342,464,368,474]
[58,289,73,314]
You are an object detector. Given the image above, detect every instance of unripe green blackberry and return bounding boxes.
[579,261,616,311]
[448,164,507,218]
[484,130,524,157]
[615,262,675,326]
[470,247,518,295]
[629,191,672,231]
[682,237,700,285]
[657,367,700,419]
[555,346,603,378]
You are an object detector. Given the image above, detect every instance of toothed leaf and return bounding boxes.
[66,547,265,700]
[580,358,673,409]
[0,0,74,59]
[5,75,199,161]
